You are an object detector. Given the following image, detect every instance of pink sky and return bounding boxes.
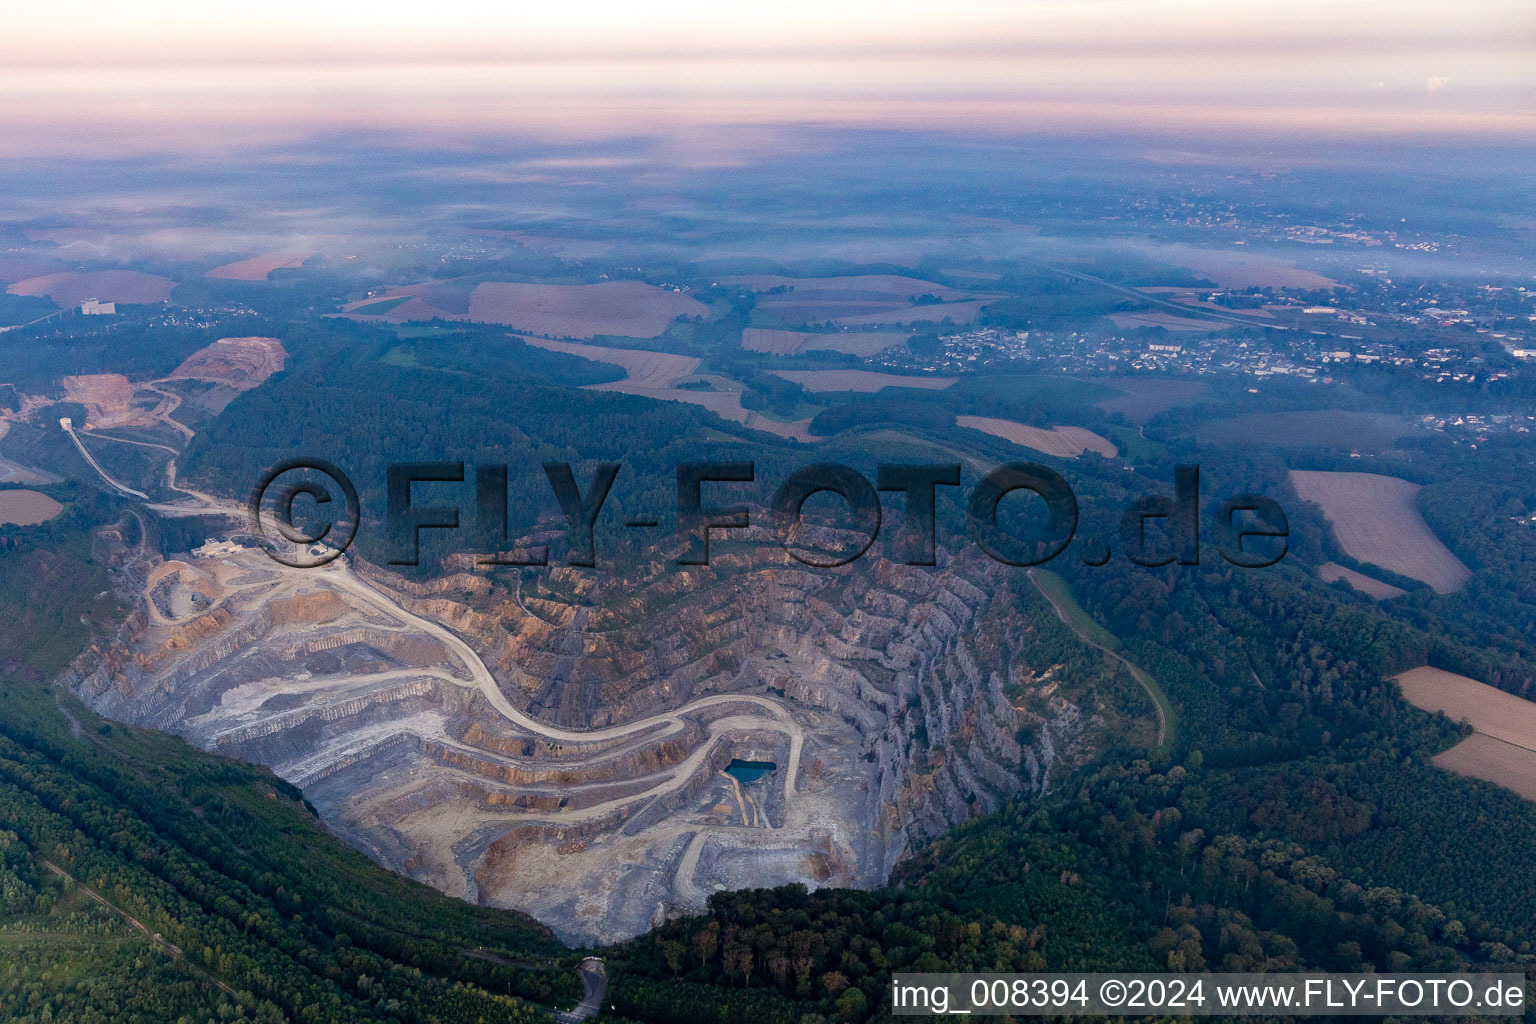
[2,0,1531,155]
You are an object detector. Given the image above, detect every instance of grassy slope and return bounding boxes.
[1030,567,1179,754]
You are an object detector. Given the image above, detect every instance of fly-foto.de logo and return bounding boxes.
[249,460,1289,571]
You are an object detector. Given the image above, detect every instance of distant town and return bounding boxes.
[874,281,1536,393]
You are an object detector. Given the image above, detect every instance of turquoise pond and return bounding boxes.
[725,759,776,784]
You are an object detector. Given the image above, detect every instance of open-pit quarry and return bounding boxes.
[38,335,1107,945]
[65,514,1098,945]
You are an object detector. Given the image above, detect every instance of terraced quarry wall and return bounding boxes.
[63,526,1099,945]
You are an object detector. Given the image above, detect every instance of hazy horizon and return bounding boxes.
[2,0,1531,158]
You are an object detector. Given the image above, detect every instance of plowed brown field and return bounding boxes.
[206,251,312,281]
[767,370,955,393]
[1317,562,1406,600]
[0,489,62,525]
[467,281,706,338]
[9,270,175,307]
[520,338,811,440]
[1396,667,1536,802]
[1289,470,1470,593]
[956,416,1116,458]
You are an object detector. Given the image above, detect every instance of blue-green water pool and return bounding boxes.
[725,759,776,784]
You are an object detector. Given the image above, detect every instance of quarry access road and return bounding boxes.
[554,958,608,1023]
[60,418,150,499]
[142,469,809,811]
[325,561,803,796]
[151,455,811,914]
[295,556,813,907]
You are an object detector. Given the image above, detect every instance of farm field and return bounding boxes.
[1147,245,1340,290]
[344,279,706,338]
[725,274,974,299]
[829,299,992,327]
[205,251,312,281]
[1433,735,1536,802]
[1396,667,1536,749]
[7,270,175,307]
[0,421,59,486]
[0,255,65,285]
[1108,312,1223,332]
[347,296,411,316]
[1396,667,1536,802]
[467,281,706,338]
[1317,561,1407,600]
[658,394,812,441]
[1029,568,1175,754]
[360,296,453,321]
[342,280,473,317]
[1289,470,1471,593]
[767,369,956,393]
[1196,410,1418,450]
[520,337,812,440]
[727,274,996,327]
[0,489,62,525]
[741,328,910,356]
[956,416,1117,458]
[1091,377,1205,421]
[518,337,699,387]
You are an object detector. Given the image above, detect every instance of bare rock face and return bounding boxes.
[64,526,1098,945]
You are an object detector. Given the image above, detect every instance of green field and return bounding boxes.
[1091,376,1206,421]
[348,295,411,315]
[1103,423,1165,462]
[385,323,470,339]
[1031,568,1119,648]
[1192,410,1420,449]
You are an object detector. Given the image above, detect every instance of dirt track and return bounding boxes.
[1028,569,1168,749]
[42,860,236,996]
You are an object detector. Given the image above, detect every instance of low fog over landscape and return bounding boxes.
[2,2,1536,1022]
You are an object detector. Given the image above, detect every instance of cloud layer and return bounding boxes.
[1,0,1530,155]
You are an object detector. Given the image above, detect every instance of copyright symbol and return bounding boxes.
[1100,980,1126,1007]
[248,459,360,568]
